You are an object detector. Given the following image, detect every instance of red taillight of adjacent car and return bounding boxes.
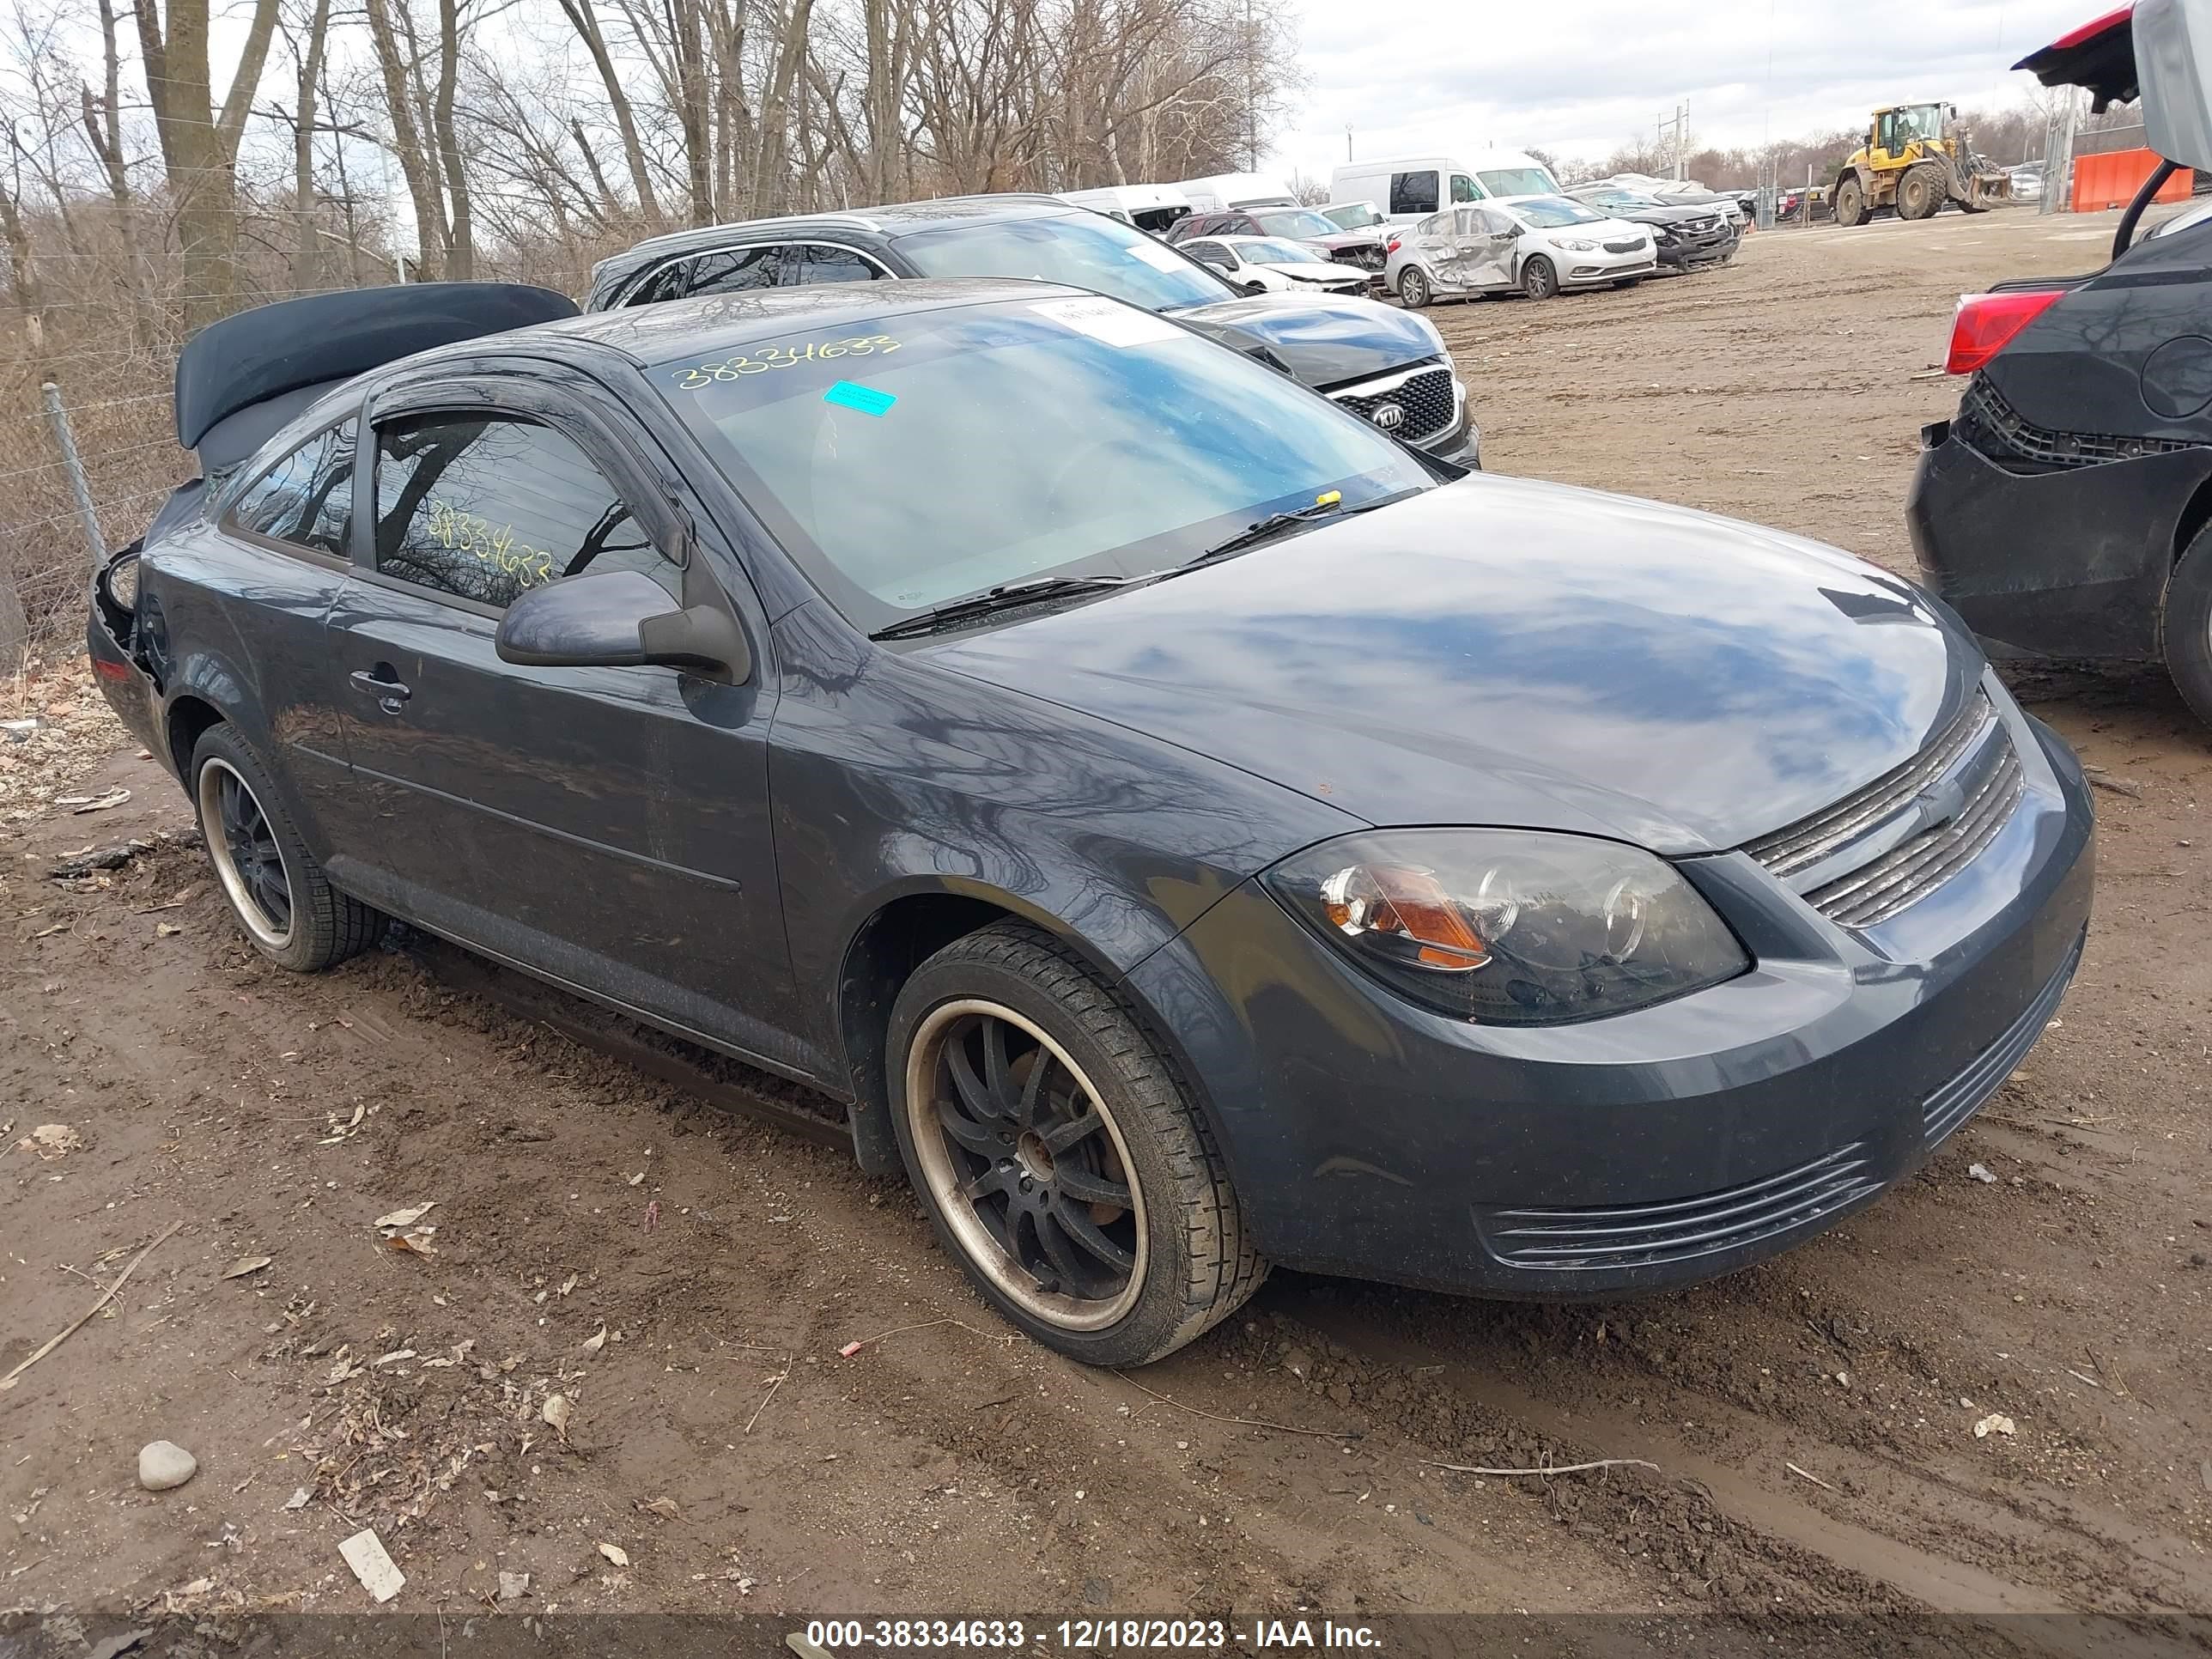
[1387,237,1401,254]
[1945,288,2065,374]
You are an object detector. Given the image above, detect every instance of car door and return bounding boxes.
[321,362,810,1073]
[1410,212,1463,289]
[1462,208,1521,289]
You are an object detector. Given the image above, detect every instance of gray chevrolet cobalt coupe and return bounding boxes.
[91,279,2094,1365]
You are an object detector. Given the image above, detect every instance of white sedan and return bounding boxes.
[1176,234,1375,297]
[1387,197,1656,306]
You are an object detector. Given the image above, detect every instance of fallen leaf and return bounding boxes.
[20,1123,83,1158]
[221,1255,272,1280]
[557,1273,578,1296]
[374,1202,435,1230]
[374,1349,416,1367]
[580,1324,607,1354]
[636,1496,678,1521]
[384,1227,437,1256]
[282,1486,312,1511]
[597,1541,629,1568]
[155,921,183,938]
[541,1394,571,1439]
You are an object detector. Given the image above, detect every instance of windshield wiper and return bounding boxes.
[869,574,1144,641]
[1175,490,1410,574]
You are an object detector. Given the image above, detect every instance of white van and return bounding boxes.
[1056,184,1194,235]
[1330,150,1563,225]
[1173,172,1300,214]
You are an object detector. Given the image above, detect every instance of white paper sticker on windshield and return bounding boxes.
[1126,238,1186,271]
[1030,297,1183,349]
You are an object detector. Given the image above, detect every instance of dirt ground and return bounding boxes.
[3,208,2209,1644]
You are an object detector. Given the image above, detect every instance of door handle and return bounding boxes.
[349,667,411,713]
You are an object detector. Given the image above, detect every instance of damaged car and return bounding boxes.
[93,277,2092,1367]
[1909,0,2212,725]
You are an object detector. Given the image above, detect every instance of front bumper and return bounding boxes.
[1559,251,1656,285]
[1656,227,1733,267]
[1127,690,2094,1298]
[1907,415,2212,661]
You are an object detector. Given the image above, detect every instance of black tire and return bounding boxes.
[190,724,384,971]
[1833,173,1867,228]
[1397,265,1431,308]
[1899,162,1947,222]
[887,921,1267,1366]
[1521,254,1558,300]
[2163,525,2212,728]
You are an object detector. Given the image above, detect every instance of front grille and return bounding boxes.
[1746,695,1993,877]
[1603,238,1644,253]
[1333,246,1384,271]
[1744,692,2027,929]
[1921,932,2083,1150]
[1328,365,1455,443]
[1802,741,2024,927]
[1478,1144,1883,1272]
[1959,375,2201,474]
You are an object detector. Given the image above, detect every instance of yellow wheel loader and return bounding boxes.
[1831,102,2012,226]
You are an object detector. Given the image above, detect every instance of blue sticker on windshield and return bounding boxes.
[823,381,896,416]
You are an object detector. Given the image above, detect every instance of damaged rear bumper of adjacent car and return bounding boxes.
[1126,686,2094,1300]
[1907,404,2212,661]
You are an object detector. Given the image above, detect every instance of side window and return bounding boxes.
[1390,170,1439,216]
[1186,240,1233,269]
[370,414,678,611]
[782,245,879,286]
[1878,112,1901,153]
[1450,173,1480,204]
[228,418,356,557]
[1417,212,1449,238]
[629,258,700,307]
[1474,209,1511,236]
[686,245,782,296]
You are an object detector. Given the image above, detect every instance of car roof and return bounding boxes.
[590,194,1080,297]
[401,278,1088,372]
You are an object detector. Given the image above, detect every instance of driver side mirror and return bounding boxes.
[495,568,751,685]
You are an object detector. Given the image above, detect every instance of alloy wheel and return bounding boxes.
[198,757,295,949]
[904,999,1147,1330]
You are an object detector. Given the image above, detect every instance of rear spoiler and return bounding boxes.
[176,283,577,471]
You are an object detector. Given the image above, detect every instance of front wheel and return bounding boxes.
[191,725,384,971]
[1833,174,1867,228]
[1521,255,1558,300]
[2163,525,2212,728]
[1396,265,1431,308]
[888,922,1267,1366]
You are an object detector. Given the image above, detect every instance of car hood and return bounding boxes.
[1300,230,1385,253]
[1171,290,1443,389]
[919,475,1984,854]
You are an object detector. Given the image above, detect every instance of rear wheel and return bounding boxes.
[1833,173,1867,228]
[1396,265,1431,308]
[1521,255,1559,300]
[888,922,1267,1366]
[1899,162,1947,221]
[191,725,384,972]
[2163,525,2212,728]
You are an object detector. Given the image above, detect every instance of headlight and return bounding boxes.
[1557,239,1595,252]
[1265,830,1748,1025]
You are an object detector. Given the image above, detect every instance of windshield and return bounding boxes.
[1251,208,1344,240]
[653,299,1433,634]
[1507,197,1603,228]
[1325,203,1382,230]
[1477,167,1558,198]
[1239,238,1330,265]
[893,213,1230,313]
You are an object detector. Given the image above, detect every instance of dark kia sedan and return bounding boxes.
[93,278,2094,1367]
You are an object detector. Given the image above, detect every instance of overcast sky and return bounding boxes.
[1267,0,2094,182]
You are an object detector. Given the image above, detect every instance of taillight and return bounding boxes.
[1946,288,2064,374]
[1387,238,1401,254]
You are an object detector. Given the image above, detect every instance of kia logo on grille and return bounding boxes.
[1370,404,1405,430]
